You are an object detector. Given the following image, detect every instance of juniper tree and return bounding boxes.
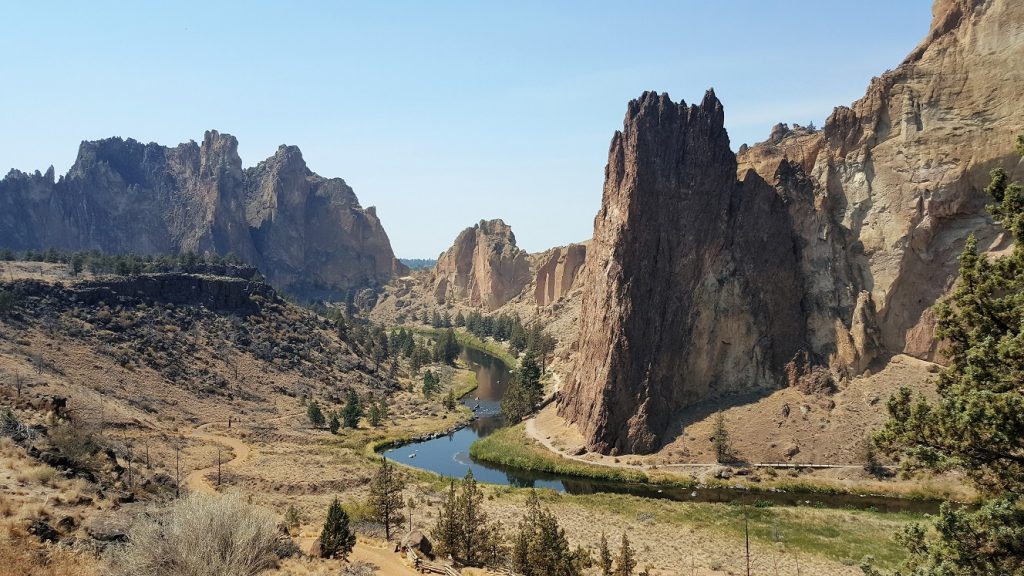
[307,401,325,428]
[319,498,355,560]
[614,533,636,576]
[455,470,488,566]
[432,480,462,560]
[712,413,732,464]
[599,531,613,576]
[341,390,363,428]
[870,138,1024,576]
[369,457,405,541]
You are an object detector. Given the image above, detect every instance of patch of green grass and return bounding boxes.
[570,492,921,570]
[452,370,478,399]
[469,424,650,484]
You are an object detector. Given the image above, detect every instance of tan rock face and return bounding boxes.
[558,91,807,455]
[432,219,532,310]
[533,243,587,307]
[562,0,1024,454]
[0,131,404,298]
[736,0,1024,365]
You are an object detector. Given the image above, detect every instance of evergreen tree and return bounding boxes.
[328,412,340,434]
[433,328,460,365]
[712,412,732,463]
[870,137,1024,576]
[443,387,457,411]
[319,498,356,560]
[455,310,466,327]
[369,457,405,541]
[456,470,488,566]
[422,369,441,397]
[368,401,382,427]
[599,531,613,576]
[614,533,636,576]
[501,350,544,422]
[341,390,363,428]
[307,401,326,428]
[432,480,462,561]
[512,490,579,576]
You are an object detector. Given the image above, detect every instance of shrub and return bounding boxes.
[109,491,279,576]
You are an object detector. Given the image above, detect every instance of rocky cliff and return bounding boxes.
[558,91,806,454]
[736,0,1024,367]
[432,219,533,310]
[0,131,405,298]
[561,0,1024,454]
[533,243,587,307]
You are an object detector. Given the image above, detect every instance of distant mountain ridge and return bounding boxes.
[0,131,406,298]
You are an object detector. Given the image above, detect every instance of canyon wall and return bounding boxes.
[0,131,405,298]
[561,0,1024,454]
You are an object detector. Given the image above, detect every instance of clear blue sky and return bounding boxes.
[1,1,932,258]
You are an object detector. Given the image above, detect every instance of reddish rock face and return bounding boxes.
[432,219,532,311]
[0,131,404,299]
[558,91,806,455]
[533,243,586,307]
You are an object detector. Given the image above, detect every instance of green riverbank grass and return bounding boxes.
[470,423,652,484]
[564,491,919,570]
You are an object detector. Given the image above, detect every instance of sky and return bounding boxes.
[1,1,933,258]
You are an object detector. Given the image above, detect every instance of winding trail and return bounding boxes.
[181,415,424,575]
[182,422,252,494]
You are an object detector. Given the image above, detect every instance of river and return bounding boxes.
[383,345,942,514]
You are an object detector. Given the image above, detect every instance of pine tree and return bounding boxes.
[443,388,457,411]
[871,137,1024,575]
[328,413,340,434]
[455,310,466,327]
[307,401,325,428]
[599,531,613,576]
[432,480,462,560]
[319,498,356,559]
[369,458,405,541]
[614,532,636,576]
[341,390,363,428]
[712,412,732,463]
[368,401,382,427]
[456,470,488,566]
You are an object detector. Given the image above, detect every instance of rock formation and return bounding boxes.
[559,90,806,454]
[561,0,1024,454]
[432,219,532,310]
[0,131,405,298]
[533,243,587,307]
[737,0,1024,366]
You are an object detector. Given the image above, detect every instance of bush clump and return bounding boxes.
[109,491,280,576]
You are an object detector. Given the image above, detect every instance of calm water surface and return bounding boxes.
[384,346,943,514]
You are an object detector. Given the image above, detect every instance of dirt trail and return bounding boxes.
[182,410,306,494]
[296,534,421,575]
[182,422,252,494]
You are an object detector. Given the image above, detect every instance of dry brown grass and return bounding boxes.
[108,491,280,576]
[0,523,99,576]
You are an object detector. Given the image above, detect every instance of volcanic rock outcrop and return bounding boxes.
[533,243,587,307]
[0,131,405,298]
[432,219,532,310]
[561,0,1024,454]
[559,90,807,454]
